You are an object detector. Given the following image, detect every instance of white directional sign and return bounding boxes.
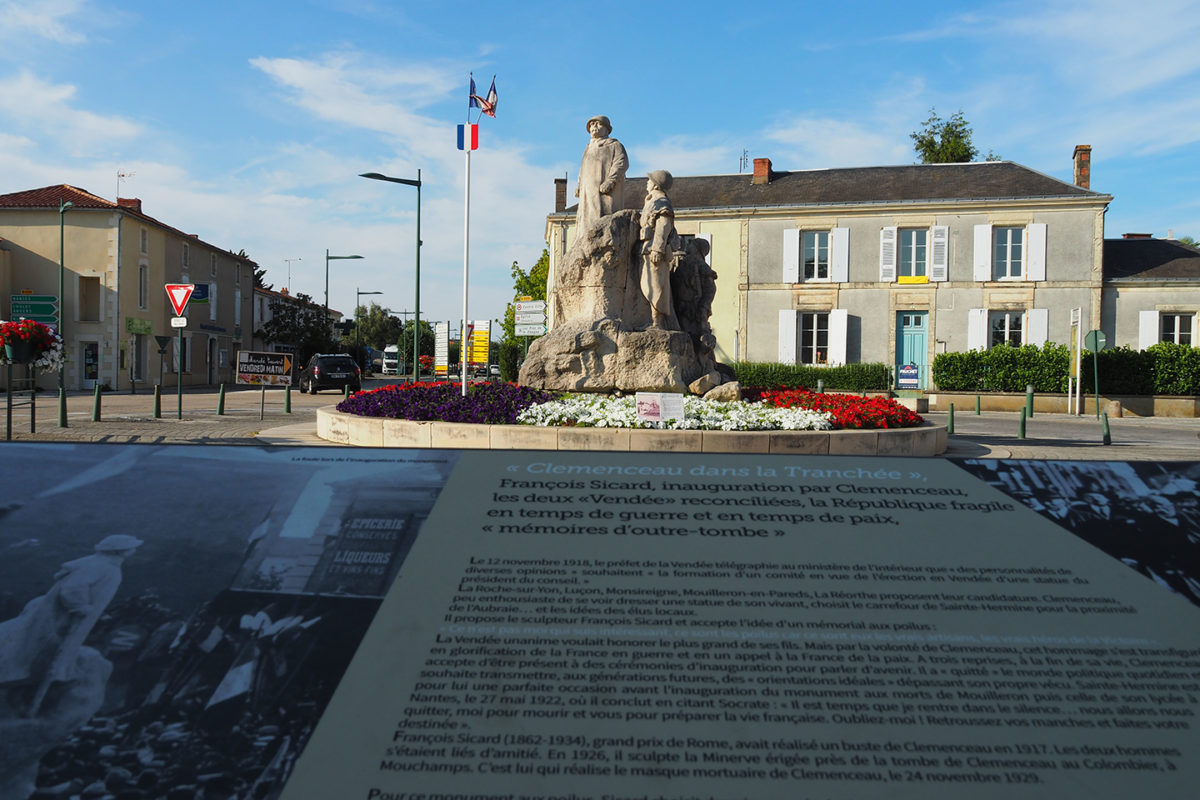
[514,300,545,313]
[515,323,546,337]
[515,312,546,324]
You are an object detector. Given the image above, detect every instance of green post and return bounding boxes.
[285,384,292,414]
[1101,412,1112,445]
[153,385,161,419]
[1018,407,1026,439]
[177,327,183,420]
[58,388,68,428]
[947,403,955,435]
[1093,350,1101,419]
[975,394,981,415]
[216,383,226,415]
[343,384,350,399]
[1025,385,1034,418]
[91,383,101,422]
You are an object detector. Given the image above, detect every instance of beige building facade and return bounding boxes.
[0,185,255,392]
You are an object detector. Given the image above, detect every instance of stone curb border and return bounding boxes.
[317,407,948,457]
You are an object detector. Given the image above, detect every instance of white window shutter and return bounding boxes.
[696,233,712,265]
[974,224,992,281]
[778,309,798,363]
[210,282,218,321]
[930,225,949,281]
[1026,308,1048,346]
[1026,223,1047,281]
[879,227,897,282]
[968,308,988,351]
[831,227,849,282]
[828,309,849,366]
[782,229,800,283]
[1138,310,1159,350]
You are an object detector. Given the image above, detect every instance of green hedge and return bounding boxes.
[733,362,892,392]
[498,341,521,382]
[932,342,1199,395]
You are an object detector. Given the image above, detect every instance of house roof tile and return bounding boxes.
[1103,238,1200,282]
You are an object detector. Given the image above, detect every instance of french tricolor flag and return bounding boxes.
[457,123,479,151]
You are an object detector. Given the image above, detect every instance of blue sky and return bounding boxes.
[2,0,1198,325]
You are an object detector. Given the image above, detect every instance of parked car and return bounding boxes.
[298,353,361,394]
[489,364,501,378]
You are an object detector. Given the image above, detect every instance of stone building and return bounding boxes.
[0,185,255,391]
[546,147,1134,390]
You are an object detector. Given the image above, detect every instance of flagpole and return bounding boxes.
[462,121,471,397]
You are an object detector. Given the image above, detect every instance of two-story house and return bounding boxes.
[0,185,255,391]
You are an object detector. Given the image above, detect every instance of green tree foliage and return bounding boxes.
[502,249,550,344]
[395,319,437,367]
[910,109,998,164]
[1177,236,1198,248]
[255,292,334,365]
[355,303,402,350]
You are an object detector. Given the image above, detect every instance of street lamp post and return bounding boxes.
[355,288,383,370]
[283,257,301,293]
[360,171,421,383]
[58,199,73,427]
[325,250,363,315]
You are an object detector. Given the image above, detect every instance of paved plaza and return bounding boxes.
[2,382,1198,460]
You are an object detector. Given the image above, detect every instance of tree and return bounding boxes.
[355,303,402,351]
[255,292,334,365]
[501,249,550,344]
[910,109,998,163]
[1178,236,1198,248]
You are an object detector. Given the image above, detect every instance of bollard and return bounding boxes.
[344,384,350,399]
[947,403,955,435]
[1018,407,1026,439]
[217,383,226,415]
[1101,412,1112,445]
[58,388,68,428]
[154,385,161,419]
[285,384,292,414]
[91,384,102,422]
[1025,384,1034,418]
[817,379,825,394]
[975,394,981,415]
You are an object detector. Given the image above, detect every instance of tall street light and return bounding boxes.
[325,250,363,337]
[360,171,421,383]
[355,288,383,369]
[58,199,73,427]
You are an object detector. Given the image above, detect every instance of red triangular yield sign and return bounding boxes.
[165,284,195,316]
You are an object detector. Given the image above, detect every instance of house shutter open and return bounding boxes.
[1027,223,1047,281]
[783,229,800,283]
[778,309,798,363]
[879,227,897,282]
[1026,308,1049,346]
[828,309,848,366]
[1139,310,1159,350]
[930,225,949,281]
[831,227,849,282]
[968,308,988,351]
[974,225,993,281]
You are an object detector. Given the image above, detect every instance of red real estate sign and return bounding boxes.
[165,283,195,316]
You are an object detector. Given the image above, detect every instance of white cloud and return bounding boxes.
[0,0,88,45]
[630,138,738,178]
[765,117,911,168]
[0,71,142,155]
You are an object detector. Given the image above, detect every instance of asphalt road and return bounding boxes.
[2,380,1198,461]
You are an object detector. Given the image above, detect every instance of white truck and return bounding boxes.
[381,344,400,375]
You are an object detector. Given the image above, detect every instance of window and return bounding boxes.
[79,276,101,321]
[182,242,190,269]
[993,227,1024,279]
[209,282,218,321]
[1161,313,1194,345]
[174,335,191,373]
[803,232,830,281]
[139,228,148,254]
[989,311,1023,347]
[799,312,829,364]
[783,228,847,283]
[899,229,927,280]
[138,265,148,309]
[210,253,218,277]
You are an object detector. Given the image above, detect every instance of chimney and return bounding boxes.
[1072,145,1091,189]
[117,197,142,213]
[554,176,567,213]
[1122,233,1152,239]
[752,158,773,185]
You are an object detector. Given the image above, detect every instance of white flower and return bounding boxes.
[517,394,833,432]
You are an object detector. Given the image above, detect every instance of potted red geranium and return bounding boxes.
[0,318,66,373]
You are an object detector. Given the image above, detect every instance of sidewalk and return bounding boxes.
[3,387,1198,459]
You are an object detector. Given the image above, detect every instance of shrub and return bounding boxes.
[498,340,521,382]
[336,381,556,424]
[733,362,891,392]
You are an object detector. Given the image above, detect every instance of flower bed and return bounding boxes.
[759,388,924,429]
[337,382,923,431]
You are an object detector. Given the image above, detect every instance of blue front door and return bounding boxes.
[896,312,928,390]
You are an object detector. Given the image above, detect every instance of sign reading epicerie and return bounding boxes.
[285,453,1200,800]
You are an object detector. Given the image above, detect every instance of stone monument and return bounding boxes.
[519,118,737,397]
